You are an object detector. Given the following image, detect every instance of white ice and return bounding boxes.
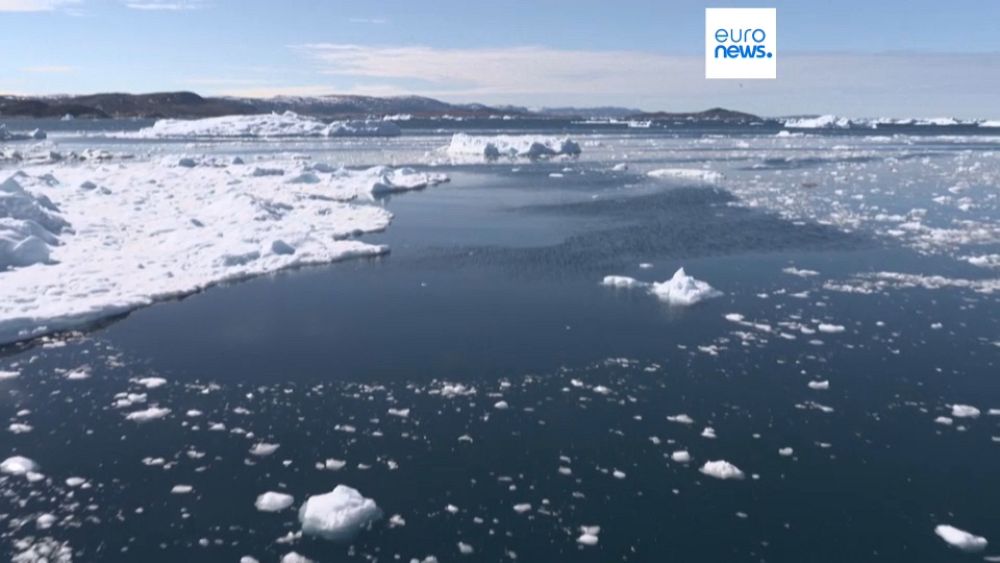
[255,491,295,512]
[446,133,581,160]
[699,460,745,480]
[934,524,987,552]
[299,485,382,541]
[646,168,724,183]
[0,159,446,344]
[648,268,723,306]
[134,112,400,138]
[0,455,39,475]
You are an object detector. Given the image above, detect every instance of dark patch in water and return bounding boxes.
[419,187,870,276]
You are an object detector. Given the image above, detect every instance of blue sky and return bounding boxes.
[2,0,999,117]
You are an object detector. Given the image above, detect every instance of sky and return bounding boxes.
[2,0,999,117]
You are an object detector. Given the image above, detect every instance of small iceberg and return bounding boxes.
[934,524,987,552]
[299,485,382,541]
[601,268,722,306]
[446,133,581,160]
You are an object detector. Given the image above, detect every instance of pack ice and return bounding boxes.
[446,133,581,160]
[0,157,446,344]
[134,111,401,138]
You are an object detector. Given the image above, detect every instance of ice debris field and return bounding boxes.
[1,112,999,562]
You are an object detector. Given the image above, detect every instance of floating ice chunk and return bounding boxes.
[446,133,581,160]
[577,526,600,546]
[137,112,400,138]
[457,542,474,555]
[612,163,628,171]
[0,369,19,379]
[250,442,280,456]
[783,115,852,129]
[171,484,193,494]
[934,524,987,552]
[671,450,691,463]
[1,455,39,475]
[667,414,694,425]
[388,514,406,527]
[647,168,723,183]
[935,416,953,426]
[280,552,313,563]
[134,376,167,388]
[387,408,410,418]
[438,383,476,397]
[782,267,819,277]
[64,366,91,380]
[65,477,86,487]
[701,427,717,439]
[808,380,830,390]
[817,323,846,334]
[256,491,295,512]
[11,537,72,563]
[36,514,56,530]
[240,557,260,563]
[699,460,745,480]
[513,503,532,513]
[319,458,346,471]
[494,400,509,410]
[778,447,794,457]
[648,268,723,306]
[951,404,980,418]
[8,423,32,434]
[125,407,171,422]
[601,275,645,289]
[299,485,382,541]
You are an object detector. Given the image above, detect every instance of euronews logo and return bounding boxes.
[705,8,776,79]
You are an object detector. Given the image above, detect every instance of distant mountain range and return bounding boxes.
[0,91,765,123]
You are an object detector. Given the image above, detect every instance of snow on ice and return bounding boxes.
[134,112,401,138]
[298,485,382,541]
[446,133,581,160]
[0,158,447,344]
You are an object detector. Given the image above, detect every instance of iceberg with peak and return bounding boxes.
[600,268,723,306]
[446,133,581,160]
[136,111,401,138]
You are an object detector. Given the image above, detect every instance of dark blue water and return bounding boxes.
[0,129,998,563]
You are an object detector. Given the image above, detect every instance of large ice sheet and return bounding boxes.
[0,157,446,344]
[135,112,401,138]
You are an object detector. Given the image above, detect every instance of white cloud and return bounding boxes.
[0,0,79,12]
[22,65,76,73]
[124,0,205,10]
[290,44,1000,118]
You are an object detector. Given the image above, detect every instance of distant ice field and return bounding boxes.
[0,118,997,562]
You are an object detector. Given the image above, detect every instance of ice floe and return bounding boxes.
[951,404,980,418]
[255,491,295,512]
[699,460,745,480]
[446,133,581,160]
[299,485,382,541]
[125,406,171,422]
[0,158,447,344]
[1,455,39,475]
[601,268,722,306]
[646,168,724,183]
[134,112,400,138]
[934,524,988,552]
